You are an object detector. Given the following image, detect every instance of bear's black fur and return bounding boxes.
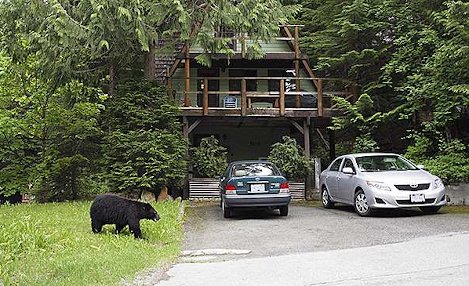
[0,191,22,205]
[90,193,160,238]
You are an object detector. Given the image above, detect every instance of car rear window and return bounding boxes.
[231,163,280,177]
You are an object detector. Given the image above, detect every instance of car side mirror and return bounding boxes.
[342,167,355,174]
[416,164,425,170]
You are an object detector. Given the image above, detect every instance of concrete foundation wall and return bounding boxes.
[446,184,469,205]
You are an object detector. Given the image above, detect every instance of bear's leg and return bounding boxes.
[115,224,126,234]
[128,220,142,239]
[91,219,103,233]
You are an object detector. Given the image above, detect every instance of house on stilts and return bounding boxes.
[150,25,355,199]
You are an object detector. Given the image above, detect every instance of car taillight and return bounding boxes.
[280,182,289,193]
[225,184,236,194]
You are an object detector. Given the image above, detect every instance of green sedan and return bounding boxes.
[219,160,291,218]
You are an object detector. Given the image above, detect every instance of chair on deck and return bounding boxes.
[223,96,237,108]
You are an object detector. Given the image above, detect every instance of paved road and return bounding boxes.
[182,203,469,261]
[152,203,469,285]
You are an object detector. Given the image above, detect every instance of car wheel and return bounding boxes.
[419,206,441,214]
[354,189,373,217]
[222,200,232,218]
[279,206,289,216]
[321,187,335,209]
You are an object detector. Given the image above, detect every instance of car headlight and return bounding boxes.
[366,181,391,191]
[434,178,443,189]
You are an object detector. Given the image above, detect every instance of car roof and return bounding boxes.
[229,160,273,165]
[338,153,401,159]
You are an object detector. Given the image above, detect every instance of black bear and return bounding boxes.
[90,193,160,238]
[0,191,22,204]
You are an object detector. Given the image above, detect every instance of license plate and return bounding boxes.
[410,193,425,203]
[249,184,266,193]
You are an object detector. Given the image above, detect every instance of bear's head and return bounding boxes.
[139,203,160,221]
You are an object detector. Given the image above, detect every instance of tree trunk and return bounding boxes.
[144,43,156,80]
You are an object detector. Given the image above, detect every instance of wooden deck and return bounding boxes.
[180,107,338,118]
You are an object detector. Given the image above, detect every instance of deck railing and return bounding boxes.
[169,77,355,117]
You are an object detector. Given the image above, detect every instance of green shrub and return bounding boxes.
[268,136,312,180]
[406,138,469,184]
[190,136,228,178]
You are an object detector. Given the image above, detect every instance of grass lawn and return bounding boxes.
[0,200,184,286]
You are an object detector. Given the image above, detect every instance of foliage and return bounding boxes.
[103,80,187,195]
[0,200,184,285]
[190,136,228,178]
[0,54,105,201]
[406,138,469,184]
[298,0,468,166]
[268,136,312,179]
[331,93,401,152]
[0,0,300,83]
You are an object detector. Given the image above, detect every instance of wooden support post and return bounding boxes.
[294,26,301,108]
[203,78,208,116]
[304,118,312,197]
[280,79,285,116]
[329,128,336,161]
[317,78,323,117]
[167,78,173,98]
[182,116,190,199]
[241,79,247,116]
[184,48,191,107]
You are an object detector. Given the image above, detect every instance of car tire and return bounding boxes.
[419,206,441,214]
[354,189,373,217]
[321,187,335,209]
[279,206,289,216]
[222,200,232,218]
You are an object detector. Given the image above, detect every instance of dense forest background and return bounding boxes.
[0,0,468,202]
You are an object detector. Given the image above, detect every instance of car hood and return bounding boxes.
[362,170,435,185]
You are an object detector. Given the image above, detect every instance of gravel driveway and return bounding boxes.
[182,202,469,262]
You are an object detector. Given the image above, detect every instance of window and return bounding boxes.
[231,162,280,177]
[356,155,418,172]
[341,159,355,173]
[329,158,343,172]
[229,69,257,92]
[268,70,287,91]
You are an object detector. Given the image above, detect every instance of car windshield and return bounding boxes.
[356,155,418,172]
[231,163,280,177]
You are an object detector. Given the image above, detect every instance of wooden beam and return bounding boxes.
[293,26,301,108]
[279,79,285,116]
[295,60,301,108]
[187,119,202,135]
[289,120,304,135]
[317,79,324,117]
[301,59,319,89]
[184,47,191,107]
[329,129,336,161]
[303,118,310,158]
[203,78,208,116]
[182,116,189,139]
[241,79,247,116]
[304,118,312,197]
[316,129,330,150]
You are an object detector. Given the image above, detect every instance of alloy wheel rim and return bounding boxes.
[322,189,329,206]
[355,193,369,213]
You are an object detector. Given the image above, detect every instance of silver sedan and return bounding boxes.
[319,153,447,216]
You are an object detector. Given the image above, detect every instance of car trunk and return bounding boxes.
[228,176,285,195]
